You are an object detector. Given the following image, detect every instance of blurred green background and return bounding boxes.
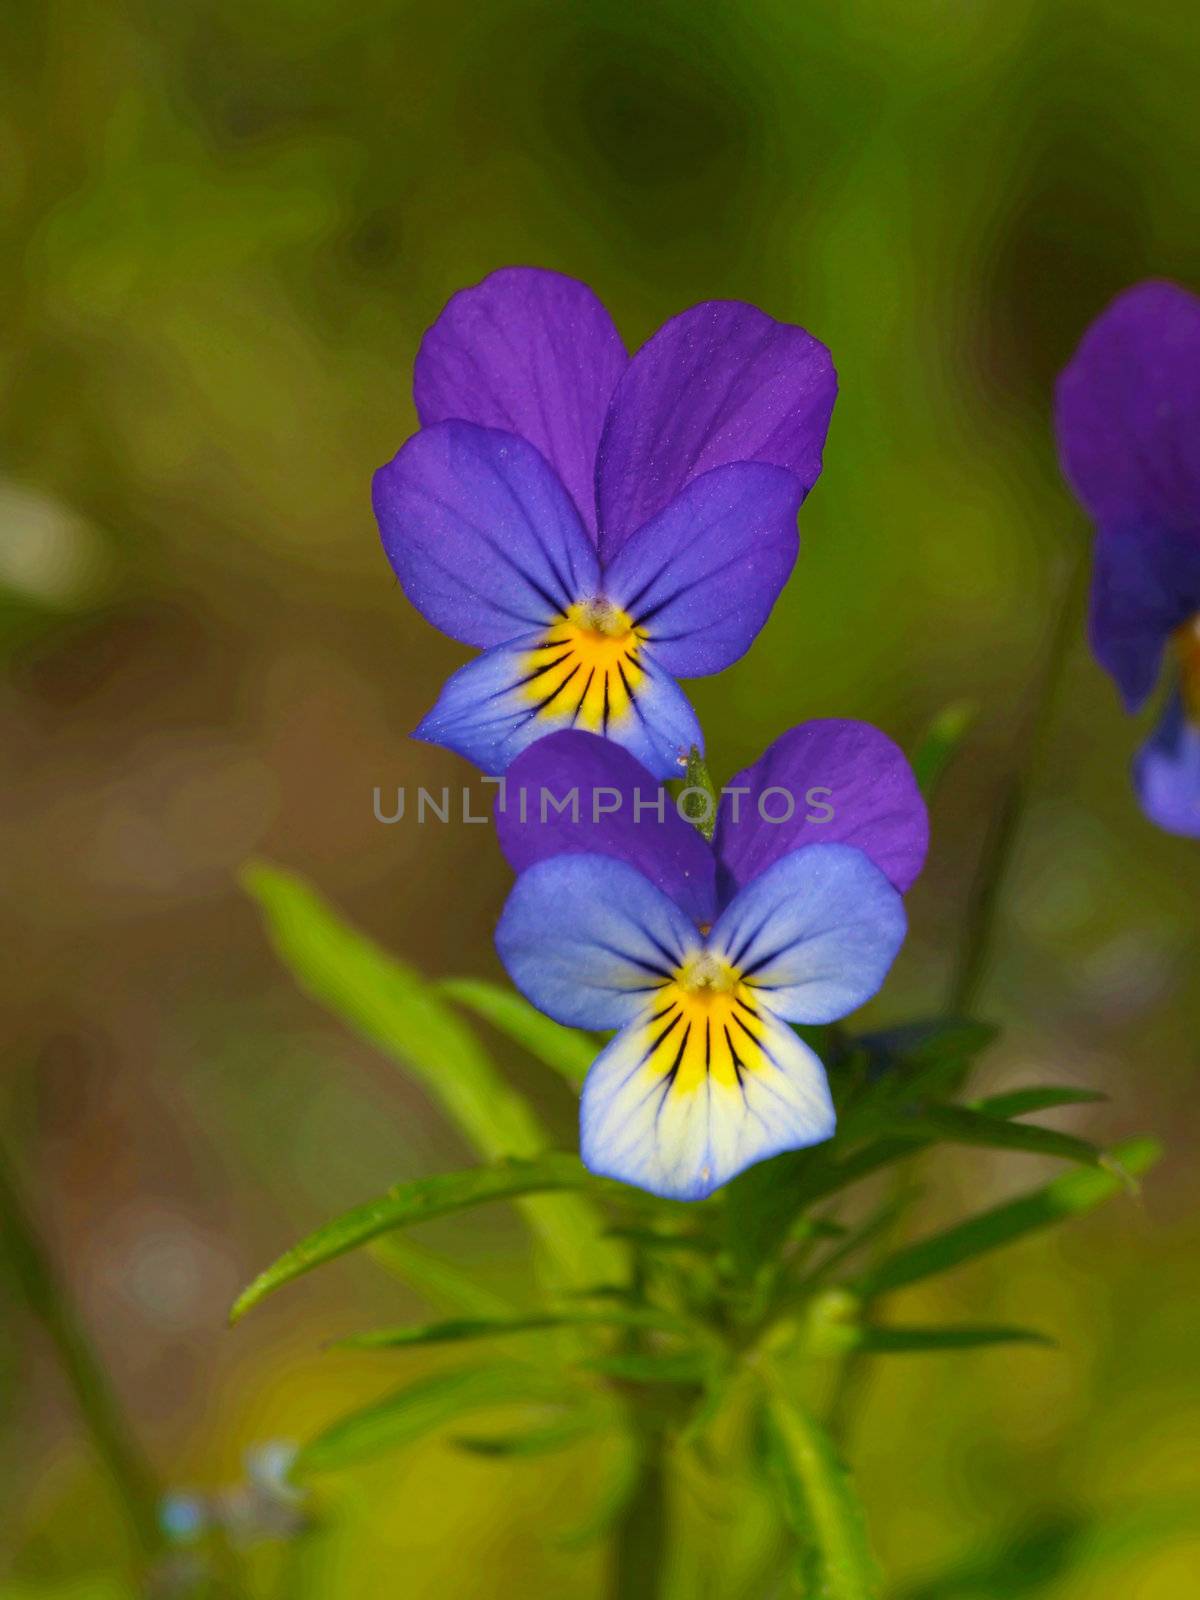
[2,0,1199,1594]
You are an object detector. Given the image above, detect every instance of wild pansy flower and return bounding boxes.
[1056,279,1200,837]
[493,724,927,1200]
[372,267,836,778]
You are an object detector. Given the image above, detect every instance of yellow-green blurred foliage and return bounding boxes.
[2,1,1198,1595]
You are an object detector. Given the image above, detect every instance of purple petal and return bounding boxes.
[413,267,627,536]
[714,720,928,900]
[601,463,801,676]
[413,629,704,778]
[708,843,907,1025]
[495,853,698,1031]
[496,731,718,926]
[374,420,600,649]
[1089,521,1200,711]
[594,300,836,561]
[1055,279,1200,537]
[1133,689,1200,838]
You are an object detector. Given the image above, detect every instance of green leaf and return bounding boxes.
[763,1381,882,1599]
[857,1136,1160,1298]
[723,1147,825,1279]
[453,1414,601,1457]
[857,1018,999,1063]
[230,1154,592,1323]
[241,861,616,1287]
[582,1350,711,1385]
[366,1234,515,1319]
[798,1192,917,1290]
[970,1086,1107,1119]
[890,1104,1101,1166]
[724,1137,933,1278]
[294,1363,569,1474]
[799,1139,932,1202]
[842,1018,1000,1135]
[910,701,977,800]
[848,1323,1054,1354]
[338,1314,574,1349]
[338,1306,696,1349]
[894,1499,1200,1600]
[243,862,543,1157]
[439,976,598,1086]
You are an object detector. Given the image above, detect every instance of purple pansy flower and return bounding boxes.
[1055,279,1200,837]
[373,267,837,779]
[493,724,927,1200]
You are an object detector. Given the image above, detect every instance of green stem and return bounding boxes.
[609,1244,670,1600]
[0,1139,163,1558]
[610,1426,668,1600]
[948,546,1089,1015]
[828,545,1089,1452]
[677,745,718,841]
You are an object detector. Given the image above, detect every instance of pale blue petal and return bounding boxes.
[414,630,703,778]
[495,854,699,1031]
[1133,689,1200,837]
[707,843,906,1025]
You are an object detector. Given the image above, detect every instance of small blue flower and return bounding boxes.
[493,728,925,1200]
[1056,279,1200,837]
[373,267,837,779]
[160,1492,208,1544]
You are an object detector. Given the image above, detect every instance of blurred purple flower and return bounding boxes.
[373,267,837,778]
[492,725,927,1199]
[1056,279,1200,837]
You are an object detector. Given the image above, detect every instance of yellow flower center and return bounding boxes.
[574,596,632,637]
[676,951,739,996]
[634,954,767,1096]
[518,598,647,732]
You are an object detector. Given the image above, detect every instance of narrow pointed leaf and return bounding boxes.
[799,1192,917,1290]
[581,1350,711,1384]
[857,1018,999,1066]
[764,1382,882,1599]
[453,1414,601,1457]
[971,1086,1107,1119]
[230,1155,590,1323]
[439,976,598,1086]
[849,1323,1054,1353]
[891,1105,1101,1166]
[294,1363,569,1474]
[725,1139,931,1277]
[241,861,616,1286]
[338,1306,696,1349]
[837,1018,1000,1139]
[366,1234,515,1318]
[895,1499,1200,1600]
[243,862,544,1156]
[857,1137,1160,1298]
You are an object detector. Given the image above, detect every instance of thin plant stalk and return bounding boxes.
[0,1139,164,1559]
[609,1246,670,1600]
[611,1427,669,1600]
[828,539,1089,1450]
[948,544,1089,1014]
